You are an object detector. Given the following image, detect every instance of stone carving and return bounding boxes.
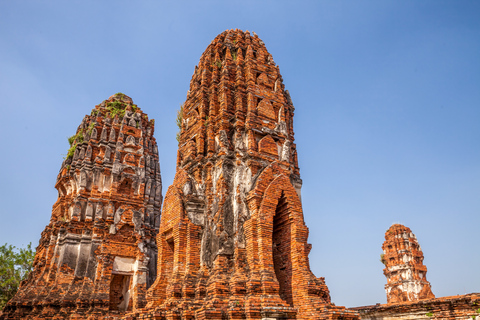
[132,29,358,320]
[382,224,435,303]
[1,94,162,319]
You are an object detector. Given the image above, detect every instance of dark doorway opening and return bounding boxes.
[272,192,293,306]
[118,178,133,195]
[165,237,175,274]
[109,274,132,312]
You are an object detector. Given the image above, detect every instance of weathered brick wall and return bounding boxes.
[354,293,480,320]
[129,29,359,320]
[1,94,162,320]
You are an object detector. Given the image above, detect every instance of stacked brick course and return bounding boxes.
[1,94,162,319]
[382,224,435,303]
[129,29,358,320]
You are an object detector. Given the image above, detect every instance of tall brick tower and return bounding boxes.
[140,30,357,320]
[382,224,435,303]
[1,94,162,319]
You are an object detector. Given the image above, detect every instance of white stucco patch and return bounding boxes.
[113,257,136,273]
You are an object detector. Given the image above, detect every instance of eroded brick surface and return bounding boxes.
[128,29,358,320]
[1,94,162,319]
[382,224,435,303]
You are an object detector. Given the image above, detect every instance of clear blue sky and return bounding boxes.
[0,0,479,308]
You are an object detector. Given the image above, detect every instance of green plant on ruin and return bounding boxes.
[232,51,237,61]
[66,129,84,159]
[106,100,127,119]
[66,146,75,159]
[380,253,386,265]
[87,122,95,135]
[132,104,138,112]
[91,109,99,117]
[213,60,221,69]
[69,129,84,145]
[426,312,434,317]
[176,104,183,143]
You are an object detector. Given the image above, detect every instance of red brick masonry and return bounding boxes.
[352,293,480,320]
[354,224,478,320]
[1,94,162,319]
[127,29,358,320]
[382,224,435,303]
[3,30,475,320]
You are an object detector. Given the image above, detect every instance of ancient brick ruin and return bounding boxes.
[353,224,479,320]
[2,29,479,320]
[1,94,162,319]
[129,29,357,320]
[381,224,435,303]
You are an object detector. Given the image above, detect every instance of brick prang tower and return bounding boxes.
[382,224,435,303]
[140,30,358,320]
[1,93,162,319]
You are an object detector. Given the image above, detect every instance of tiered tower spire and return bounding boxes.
[382,224,435,303]
[2,94,162,319]
[140,29,357,320]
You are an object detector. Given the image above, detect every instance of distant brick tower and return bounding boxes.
[382,224,435,303]
[140,30,357,320]
[2,94,162,319]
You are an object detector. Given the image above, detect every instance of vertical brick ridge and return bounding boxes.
[382,224,435,303]
[2,93,162,319]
